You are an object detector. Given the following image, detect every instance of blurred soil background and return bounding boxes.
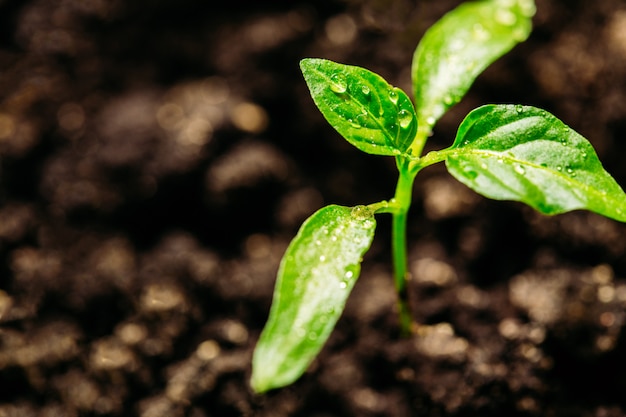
[2,0,626,415]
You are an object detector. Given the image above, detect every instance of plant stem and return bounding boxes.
[391,159,418,336]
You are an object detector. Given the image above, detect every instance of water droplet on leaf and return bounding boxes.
[388,89,399,105]
[348,118,362,129]
[345,271,354,279]
[519,0,536,17]
[363,219,375,229]
[319,255,326,262]
[361,85,371,96]
[449,39,465,51]
[350,205,374,220]
[495,9,517,26]
[329,73,348,93]
[515,165,526,175]
[398,109,413,129]
[515,105,524,113]
[355,112,368,125]
[472,23,491,41]
[512,27,527,41]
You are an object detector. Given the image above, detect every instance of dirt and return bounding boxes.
[2,0,626,416]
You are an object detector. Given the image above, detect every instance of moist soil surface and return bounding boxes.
[2,0,626,416]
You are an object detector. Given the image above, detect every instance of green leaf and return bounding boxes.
[300,58,417,156]
[412,0,535,131]
[251,204,377,393]
[444,104,626,221]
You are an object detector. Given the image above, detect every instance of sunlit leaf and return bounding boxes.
[251,205,377,393]
[444,104,626,221]
[300,58,417,156]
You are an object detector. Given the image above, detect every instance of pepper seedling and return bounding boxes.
[251,0,626,393]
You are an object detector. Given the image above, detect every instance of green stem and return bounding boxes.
[391,159,419,336]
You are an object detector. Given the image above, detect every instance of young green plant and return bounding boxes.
[251,0,626,393]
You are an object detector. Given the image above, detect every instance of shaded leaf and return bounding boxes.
[251,205,377,393]
[412,0,535,131]
[445,104,626,221]
[300,58,417,156]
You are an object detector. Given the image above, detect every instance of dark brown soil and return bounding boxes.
[2,0,626,416]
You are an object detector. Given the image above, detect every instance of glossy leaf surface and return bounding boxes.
[300,58,417,156]
[412,0,535,132]
[445,104,626,221]
[251,205,377,393]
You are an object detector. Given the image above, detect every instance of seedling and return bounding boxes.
[251,0,626,393]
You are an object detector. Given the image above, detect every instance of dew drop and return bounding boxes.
[363,219,375,229]
[515,165,526,175]
[315,239,322,246]
[480,163,488,169]
[331,235,337,242]
[398,109,413,129]
[472,23,491,41]
[581,151,588,158]
[308,332,318,341]
[349,118,362,129]
[520,0,536,17]
[345,271,354,279]
[495,9,517,26]
[556,166,563,172]
[329,73,348,93]
[339,281,348,289]
[351,205,373,220]
[426,116,436,126]
[388,89,399,105]
[319,255,326,262]
[443,95,454,105]
[515,104,524,113]
[512,27,527,41]
[449,39,465,51]
[566,166,574,174]
[361,85,371,96]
